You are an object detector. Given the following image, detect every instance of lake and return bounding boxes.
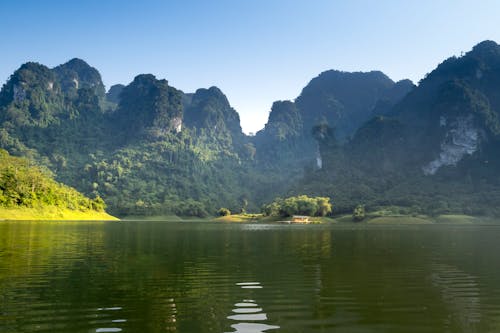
[1,221,500,332]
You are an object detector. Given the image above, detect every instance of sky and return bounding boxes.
[1,0,500,134]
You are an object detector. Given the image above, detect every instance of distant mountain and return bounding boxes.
[252,69,414,196]
[106,84,125,104]
[295,70,411,140]
[372,79,415,116]
[253,100,304,164]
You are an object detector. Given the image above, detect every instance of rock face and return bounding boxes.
[171,116,182,133]
[423,115,479,175]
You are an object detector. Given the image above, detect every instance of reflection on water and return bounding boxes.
[237,282,263,289]
[226,282,279,333]
[96,328,122,332]
[2,222,500,332]
[228,323,281,333]
[94,306,126,332]
[431,262,481,331]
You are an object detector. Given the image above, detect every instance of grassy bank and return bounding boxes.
[0,207,118,221]
[121,215,210,221]
[216,214,336,223]
[216,214,269,222]
[334,212,497,225]
[216,212,496,225]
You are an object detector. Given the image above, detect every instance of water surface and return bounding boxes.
[1,221,500,332]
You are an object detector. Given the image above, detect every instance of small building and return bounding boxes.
[291,215,310,223]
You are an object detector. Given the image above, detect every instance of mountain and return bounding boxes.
[254,70,413,168]
[111,74,183,142]
[300,40,500,216]
[372,79,415,115]
[250,70,414,206]
[53,58,106,100]
[0,60,253,216]
[2,41,500,218]
[362,40,500,175]
[295,70,412,140]
[184,86,244,148]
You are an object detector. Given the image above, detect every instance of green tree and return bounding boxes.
[352,204,365,222]
[218,207,231,216]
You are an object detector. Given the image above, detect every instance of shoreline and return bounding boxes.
[0,207,119,221]
[216,213,497,225]
[7,211,493,224]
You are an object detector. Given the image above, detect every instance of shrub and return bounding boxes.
[218,207,231,216]
[352,204,366,222]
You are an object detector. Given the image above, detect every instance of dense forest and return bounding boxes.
[2,41,500,217]
[0,149,105,212]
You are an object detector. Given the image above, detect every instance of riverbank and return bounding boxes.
[334,213,496,224]
[0,207,119,221]
[216,214,336,223]
[216,213,496,225]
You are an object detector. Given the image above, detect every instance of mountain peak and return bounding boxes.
[192,86,228,104]
[469,40,500,56]
[62,58,92,69]
[53,58,105,98]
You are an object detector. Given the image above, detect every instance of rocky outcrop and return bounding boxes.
[423,116,479,175]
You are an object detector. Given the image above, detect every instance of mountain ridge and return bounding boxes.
[1,40,500,217]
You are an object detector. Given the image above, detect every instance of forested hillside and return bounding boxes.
[294,40,500,216]
[2,41,500,217]
[0,149,115,219]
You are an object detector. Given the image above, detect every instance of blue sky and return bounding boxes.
[1,0,500,133]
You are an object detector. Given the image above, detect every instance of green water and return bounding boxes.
[1,221,500,333]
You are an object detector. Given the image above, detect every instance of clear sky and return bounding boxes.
[1,0,499,134]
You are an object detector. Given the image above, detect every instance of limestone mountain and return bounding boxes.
[372,79,415,115]
[184,86,244,148]
[301,40,500,216]
[295,70,412,140]
[53,58,106,100]
[2,41,500,217]
[0,60,252,216]
[253,100,305,165]
[111,74,183,142]
[254,70,413,169]
[251,69,414,201]
[357,40,500,175]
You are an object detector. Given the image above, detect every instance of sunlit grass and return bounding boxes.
[367,216,432,224]
[0,206,118,221]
